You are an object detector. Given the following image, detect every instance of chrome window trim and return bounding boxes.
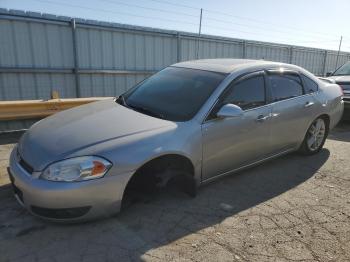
[202,87,316,125]
[267,92,315,106]
[203,103,272,124]
[202,68,317,124]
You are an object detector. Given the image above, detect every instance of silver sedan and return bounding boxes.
[8,59,344,222]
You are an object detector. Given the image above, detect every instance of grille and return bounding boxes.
[31,206,91,219]
[338,83,350,89]
[17,150,34,174]
[12,182,24,203]
[8,167,24,203]
[338,83,350,93]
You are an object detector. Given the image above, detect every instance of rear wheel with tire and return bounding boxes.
[299,117,328,155]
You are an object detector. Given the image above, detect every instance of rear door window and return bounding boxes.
[268,73,303,102]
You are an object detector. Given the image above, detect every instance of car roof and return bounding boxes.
[172,59,286,74]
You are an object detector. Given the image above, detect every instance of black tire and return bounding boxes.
[298,116,329,155]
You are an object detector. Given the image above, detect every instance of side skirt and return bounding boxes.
[200,148,296,185]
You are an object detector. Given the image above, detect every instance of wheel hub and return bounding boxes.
[307,119,326,151]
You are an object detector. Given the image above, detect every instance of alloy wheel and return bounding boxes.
[306,118,326,151]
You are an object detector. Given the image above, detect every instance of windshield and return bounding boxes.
[333,61,350,76]
[120,67,227,121]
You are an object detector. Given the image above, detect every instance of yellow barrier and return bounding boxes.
[0,97,113,121]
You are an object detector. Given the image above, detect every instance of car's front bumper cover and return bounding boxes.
[8,146,134,222]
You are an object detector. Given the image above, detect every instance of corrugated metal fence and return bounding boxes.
[1,9,350,131]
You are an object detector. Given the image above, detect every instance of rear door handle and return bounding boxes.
[256,115,269,122]
[304,101,315,108]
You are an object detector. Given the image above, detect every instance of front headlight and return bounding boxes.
[40,156,112,182]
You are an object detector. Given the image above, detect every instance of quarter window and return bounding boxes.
[301,75,318,93]
[222,75,265,110]
[269,74,303,102]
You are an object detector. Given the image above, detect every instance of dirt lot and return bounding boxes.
[0,123,350,262]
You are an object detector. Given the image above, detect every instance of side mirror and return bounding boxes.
[326,71,333,77]
[217,104,243,118]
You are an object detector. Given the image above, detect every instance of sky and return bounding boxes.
[1,0,350,52]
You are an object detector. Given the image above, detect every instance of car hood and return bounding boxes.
[328,75,350,83]
[18,99,174,171]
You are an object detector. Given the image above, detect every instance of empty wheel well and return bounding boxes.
[122,154,195,207]
[136,154,194,176]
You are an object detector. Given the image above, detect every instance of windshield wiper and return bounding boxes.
[116,95,165,119]
[127,103,165,119]
[116,95,127,106]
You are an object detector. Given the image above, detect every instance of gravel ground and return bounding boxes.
[0,123,349,262]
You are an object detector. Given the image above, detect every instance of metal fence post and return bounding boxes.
[335,36,343,71]
[322,50,328,76]
[242,40,247,58]
[71,19,80,98]
[195,8,203,59]
[177,33,181,62]
[289,47,293,64]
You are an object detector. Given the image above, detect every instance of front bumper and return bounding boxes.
[8,147,133,222]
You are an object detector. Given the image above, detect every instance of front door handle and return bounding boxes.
[256,115,269,122]
[304,101,315,108]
